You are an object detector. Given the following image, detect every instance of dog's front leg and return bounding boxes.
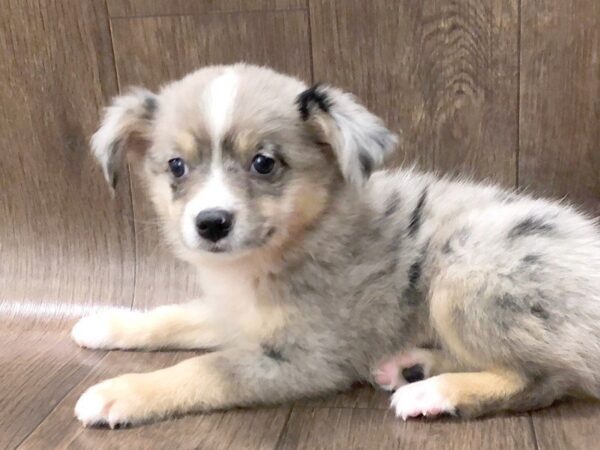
[74,347,350,427]
[71,301,229,350]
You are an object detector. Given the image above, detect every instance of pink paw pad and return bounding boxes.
[373,359,404,391]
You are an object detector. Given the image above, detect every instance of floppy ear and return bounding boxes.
[296,84,398,185]
[91,88,157,190]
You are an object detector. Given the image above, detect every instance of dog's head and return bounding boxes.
[92,64,397,261]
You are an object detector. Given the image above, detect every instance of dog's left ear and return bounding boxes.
[297,84,398,185]
[91,88,157,191]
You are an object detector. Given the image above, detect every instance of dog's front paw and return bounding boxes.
[390,377,456,420]
[71,311,141,349]
[75,375,151,428]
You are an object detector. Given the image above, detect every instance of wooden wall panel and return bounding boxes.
[309,0,519,186]
[109,10,312,309]
[0,0,131,446]
[108,0,304,17]
[0,0,134,322]
[519,0,600,212]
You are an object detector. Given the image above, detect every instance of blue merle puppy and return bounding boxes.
[71,63,600,427]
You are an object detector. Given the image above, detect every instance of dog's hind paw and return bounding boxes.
[390,377,456,420]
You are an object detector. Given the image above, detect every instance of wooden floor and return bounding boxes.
[2,1,599,449]
[2,324,600,449]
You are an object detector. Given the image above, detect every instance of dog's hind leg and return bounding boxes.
[71,301,227,350]
[390,368,560,419]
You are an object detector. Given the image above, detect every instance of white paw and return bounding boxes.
[75,376,145,428]
[390,378,456,420]
[71,310,139,349]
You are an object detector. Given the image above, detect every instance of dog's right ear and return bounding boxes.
[91,88,157,190]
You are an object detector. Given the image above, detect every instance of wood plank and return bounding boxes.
[309,0,518,186]
[108,0,305,18]
[531,400,600,450]
[0,0,135,322]
[297,383,390,410]
[519,0,600,212]
[110,10,312,309]
[19,350,291,450]
[0,329,105,449]
[278,407,536,450]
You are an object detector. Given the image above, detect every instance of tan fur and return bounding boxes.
[284,179,330,236]
[429,272,484,368]
[436,369,528,417]
[77,355,231,427]
[173,131,199,160]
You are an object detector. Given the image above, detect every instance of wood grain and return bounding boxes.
[0,330,105,449]
[531,400,600,450]
[109,9,312,309]
[297,384,390,410]
[0,0,135,323]
[278,407,536,450]
[519,0,600,212]
[108,0,305,18]
[309,0,518,186]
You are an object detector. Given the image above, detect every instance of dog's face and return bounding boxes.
[92,64,397,261]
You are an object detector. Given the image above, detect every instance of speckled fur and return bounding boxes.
[73,64,600,427]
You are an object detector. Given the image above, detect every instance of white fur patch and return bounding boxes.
[202,69,239,162]
[75,387,110,426]
[71,310,143,349]
[390,377,456,420]
[181,169,238,248]
[75,379,137,428]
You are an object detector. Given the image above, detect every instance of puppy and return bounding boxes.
[72,63,600,427]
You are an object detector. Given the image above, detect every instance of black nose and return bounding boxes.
[195,209,234,242]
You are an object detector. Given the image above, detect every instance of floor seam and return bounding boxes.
[306,0,315,83]
[14,352,111,449]
[528,412,541,450]
[273,406,295,450]
[106,2,138,312]
[515,0,522,189]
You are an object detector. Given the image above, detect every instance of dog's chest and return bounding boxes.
[198,265,287,342]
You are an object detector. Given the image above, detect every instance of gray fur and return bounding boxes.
[383,190,401,218]
[298,83,398,185]
[508,217,555,239]
[407,187,427,236]
[79,64,600,426]
[90,88,157,189]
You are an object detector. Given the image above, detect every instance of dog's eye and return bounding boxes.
[251,154,275,175]
[168,158,187,178]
